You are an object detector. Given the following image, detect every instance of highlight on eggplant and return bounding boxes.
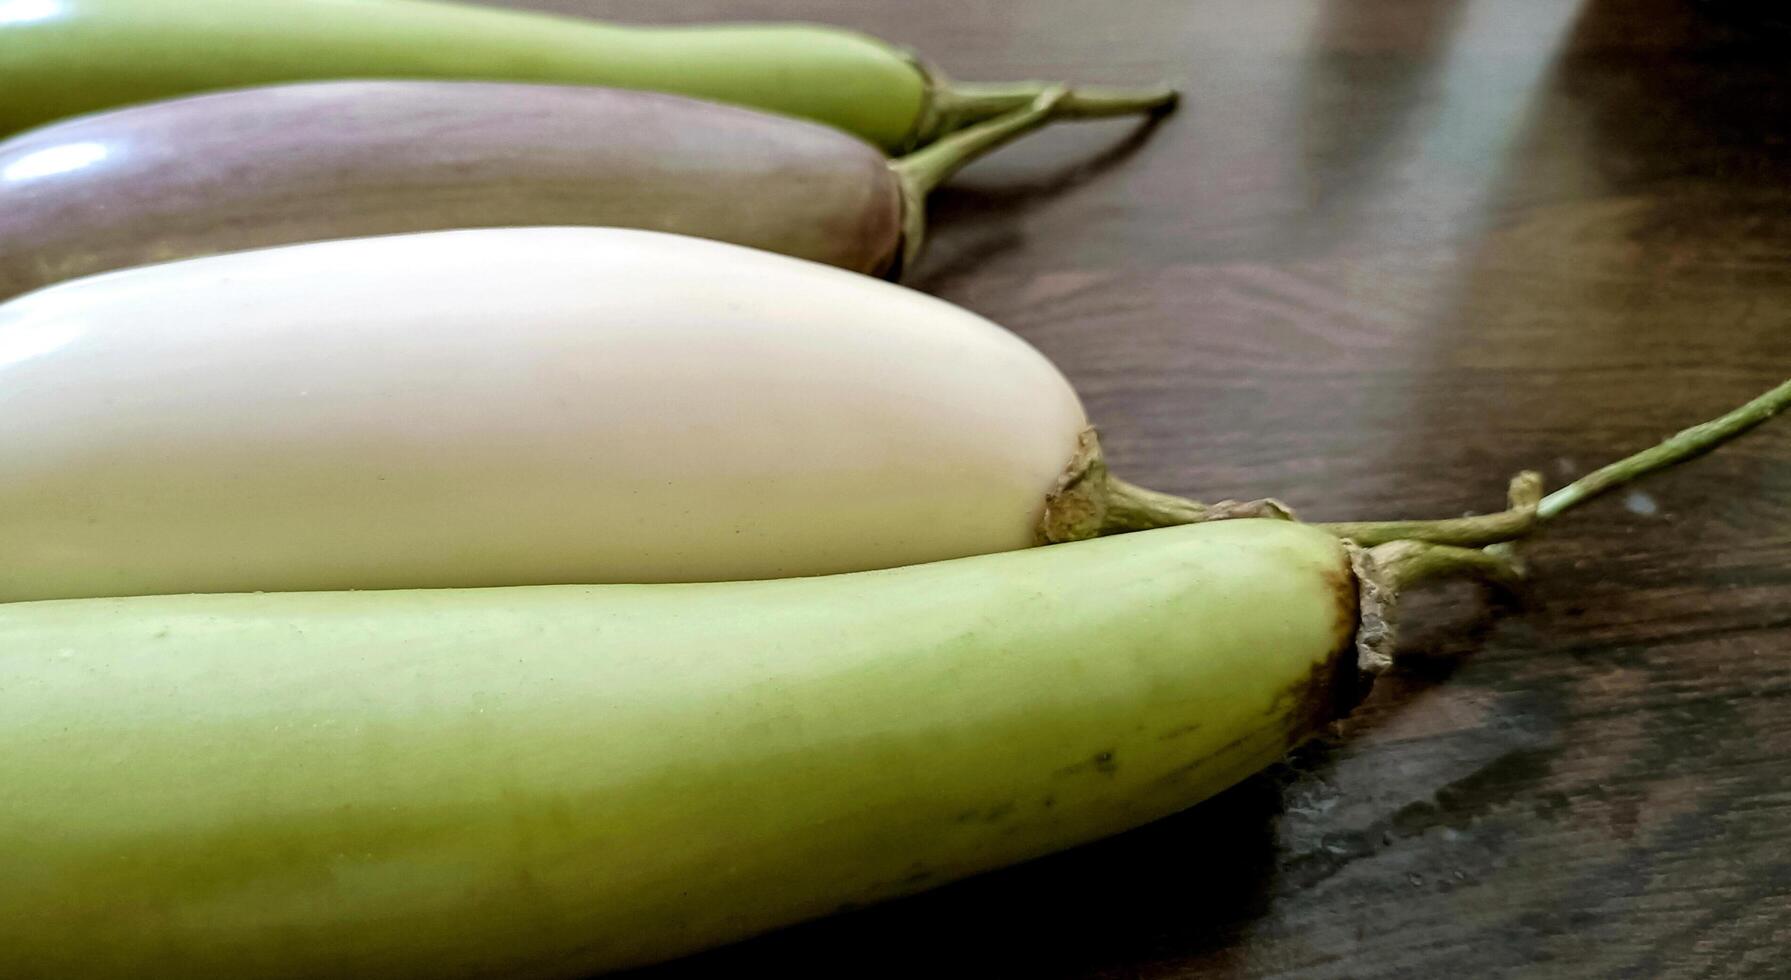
[0,0,1178,150]
[0,375,1782,979]
[0,79,1092,299]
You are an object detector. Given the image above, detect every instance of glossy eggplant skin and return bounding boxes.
[0,80,903,299]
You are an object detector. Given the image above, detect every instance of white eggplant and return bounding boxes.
[0,227,1215,602]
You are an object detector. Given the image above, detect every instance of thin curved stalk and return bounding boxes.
[1368,539,1526,593]
[1050,376,1791,551]
[1320,377,1791,546]
[889,86,1068,272]
[1537,377,1791,520]
[926,79,1177,143]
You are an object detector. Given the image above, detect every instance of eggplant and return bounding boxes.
[0,0,1175,150]
[0,80,1093,297]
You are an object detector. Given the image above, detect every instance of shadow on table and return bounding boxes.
[907,112,1172,292]
[616,773,1286,980]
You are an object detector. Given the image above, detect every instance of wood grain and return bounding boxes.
[480,0,1791,975]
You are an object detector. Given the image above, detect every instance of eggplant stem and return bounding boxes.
[1353,539,1524,668]
[1099,475,1293,532]
[1035,429,1293,543]
[1536,376,1791,520]
[901,54,1176,150]
[1369,540,1526,594]
[892,86,1069,198]
[1340,379,1787,676]
[1319,473,1542,548]
[1318,376,1791,547]
[890,87,1068,274]
[1045,377,1791,553]
[936,80,1180,133]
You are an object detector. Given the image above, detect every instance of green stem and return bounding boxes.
[1100,475,1293,531]
[936,80,1179,131]
[891,86,1068,199]
[1368,540,1526,593]
[1342,382,1789,674]
[1034,429,1293,544]
[888,87,1068,276]
[1046,377,1791,554]
[1319,473,1542,548]
[897,52,1176,150]
[1536,377,1791,520]
[1320,510,1531,549]
[1319,378,1791,546]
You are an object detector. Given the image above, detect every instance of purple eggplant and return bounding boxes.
[0,79,1103,299]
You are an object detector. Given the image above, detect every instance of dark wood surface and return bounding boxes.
[500,1,1791,976]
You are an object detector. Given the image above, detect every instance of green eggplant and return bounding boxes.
[0,0,1176,150]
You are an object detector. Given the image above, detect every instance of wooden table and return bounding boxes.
[496,1,1791,975]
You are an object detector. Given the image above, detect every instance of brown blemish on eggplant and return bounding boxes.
[1274,557,1373,750]
[1055,748,1119,779]
[1041,794,1057,809]
[1151,729,1262,788]
[899,860,935,886]
[1324,562,1360,656]
[855,862,943,905]
[953,801,1018,824]
[1157,722,1205,742]
[1152,754,1221,789]
[1147,552,1374,790]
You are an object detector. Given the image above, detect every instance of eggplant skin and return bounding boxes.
[0,520,1359,979]
[0,80,904,299]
